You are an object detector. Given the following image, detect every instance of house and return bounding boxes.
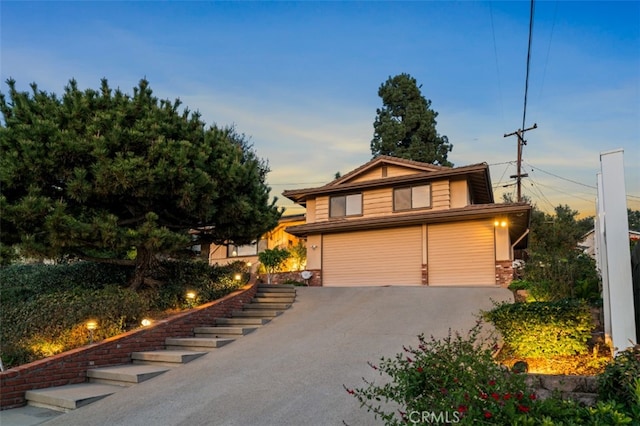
[579,228,640,258]
[207,214,306,271]
[282,156,531,287]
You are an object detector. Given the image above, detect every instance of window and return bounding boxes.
[394,185,431,211]
[228,239,268,257]
[330,193,362,217]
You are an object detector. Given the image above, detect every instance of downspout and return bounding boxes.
[511,229,530,260]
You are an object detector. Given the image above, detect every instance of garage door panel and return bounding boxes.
[428,221,495,286]
[323,227,422,286]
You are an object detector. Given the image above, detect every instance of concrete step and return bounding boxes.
[254,294,296,301]
[193,326,257,337]
[215,317,271,326]
[87,364,170,386]
[131,350,207,367]
[244,302,291,310]
[253,297,295,304]
[26,383,123,412]
[256,285,296,293]
[165,337,234,351]
[254,291,296,299]
[232,309,282,318]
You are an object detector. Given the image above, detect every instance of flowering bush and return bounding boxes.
[345,323,536,425]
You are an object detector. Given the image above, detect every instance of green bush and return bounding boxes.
[346,323,539,425]
[598,345,640,419]
[1,285,148,367]
[483,300,593,358]
[0,260,248,368]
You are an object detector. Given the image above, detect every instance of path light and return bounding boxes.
[86,320,98,344]
[186,291,197,300]
[234,273,242,281]
[141,318,152,327]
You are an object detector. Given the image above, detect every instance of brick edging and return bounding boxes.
[0,280,258,409]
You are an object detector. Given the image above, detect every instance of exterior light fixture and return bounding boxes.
[186,291,197,300]
[86,320,98,344]
[234,273,242,281]
[141,318,152,327]
[501,220,507,227]
[246,262,252,267]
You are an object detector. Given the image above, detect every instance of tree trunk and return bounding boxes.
[129,246,157,290]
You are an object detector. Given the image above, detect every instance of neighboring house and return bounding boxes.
[207,214,306,271]
[282,156,531,287]
[579,228,640,258]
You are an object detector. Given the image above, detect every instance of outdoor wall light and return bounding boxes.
[141,318,152,327]
[311,245,318,250]
[494,220,508,228]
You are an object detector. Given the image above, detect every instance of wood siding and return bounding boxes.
[431,180,450,210]
[427,220,496,285]
[348,165,421,183]
[323,227,423,286]
[362,187,392,217]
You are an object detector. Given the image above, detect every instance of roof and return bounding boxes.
[286,202,531,249]
[283,157,494,206]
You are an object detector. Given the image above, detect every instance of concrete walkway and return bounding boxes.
[2,286,512,426]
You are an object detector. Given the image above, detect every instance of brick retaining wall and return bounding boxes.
[0,281,258,409]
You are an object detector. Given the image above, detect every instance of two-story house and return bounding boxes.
[282,156,531,287]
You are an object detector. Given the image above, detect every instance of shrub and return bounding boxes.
[598,344,640,419]
[483,300,593,358]
[346,323,539,425]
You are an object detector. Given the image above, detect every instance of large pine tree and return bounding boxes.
[371,73,453,166]
[0,78,282,288]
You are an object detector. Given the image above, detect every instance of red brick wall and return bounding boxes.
[421,264,428,285]
[495,260,513,287]
[0,281,258,409]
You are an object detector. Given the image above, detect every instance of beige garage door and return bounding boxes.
[428,220,495,286]
[323,227,422,286]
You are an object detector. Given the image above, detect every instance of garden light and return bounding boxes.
[186,291,197,300]
[86,320,98,344]
[141,318,152,327]
[234,273,242,281]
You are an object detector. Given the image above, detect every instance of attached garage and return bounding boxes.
[322,226,423,286]
[427,220,496,286]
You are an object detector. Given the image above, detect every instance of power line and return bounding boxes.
[522,0,536,131]
[523,161,596,189]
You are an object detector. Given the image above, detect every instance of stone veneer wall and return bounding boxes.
[495,260,514,287]
[526,374,598,406]
[259,270,322,286]
[0,281,258,409]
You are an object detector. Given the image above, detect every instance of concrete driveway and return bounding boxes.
[38,286,512,426]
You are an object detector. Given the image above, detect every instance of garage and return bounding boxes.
[322,226,423,286]
[427,220,496,286]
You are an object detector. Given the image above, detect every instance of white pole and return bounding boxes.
[599,149,636,354]
[595,172,612,345]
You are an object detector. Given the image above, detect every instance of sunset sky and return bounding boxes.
[2,1,639,217]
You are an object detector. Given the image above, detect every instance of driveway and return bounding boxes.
[40,286,512,426]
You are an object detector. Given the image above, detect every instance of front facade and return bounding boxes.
[283,156,531,287]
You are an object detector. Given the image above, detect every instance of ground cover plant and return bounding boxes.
[0,260,247,368]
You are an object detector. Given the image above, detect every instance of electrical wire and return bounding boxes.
[538,1,558,102]
[523,161,596,189]
[522,0,536,131]
[489,1,505,127]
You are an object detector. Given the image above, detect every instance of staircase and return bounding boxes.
[24,284,296,412]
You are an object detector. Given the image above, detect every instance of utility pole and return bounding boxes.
[504,123,537,202]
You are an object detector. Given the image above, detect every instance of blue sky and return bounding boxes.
[2,1,639,217]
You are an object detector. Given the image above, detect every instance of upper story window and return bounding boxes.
[394,184,431,211]
[330,193,362,217]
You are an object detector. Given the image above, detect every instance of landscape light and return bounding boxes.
[234,273,242,281]
[186,291,196,300]
[141,318,152,327]
[86,320,98,344]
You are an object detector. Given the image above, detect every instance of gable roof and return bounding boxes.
[326,155,448,186]
[283,157,493,206]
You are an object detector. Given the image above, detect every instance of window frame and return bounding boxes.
[329,193,363,218]
[393,184,432,212]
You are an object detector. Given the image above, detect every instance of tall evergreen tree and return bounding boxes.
[0,78,282,288]
[371,73,453,166]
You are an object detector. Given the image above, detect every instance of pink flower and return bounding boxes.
[491,392,500,401]
[484,411,492,419]
[457,405,468,414]
[503,392,512,400]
